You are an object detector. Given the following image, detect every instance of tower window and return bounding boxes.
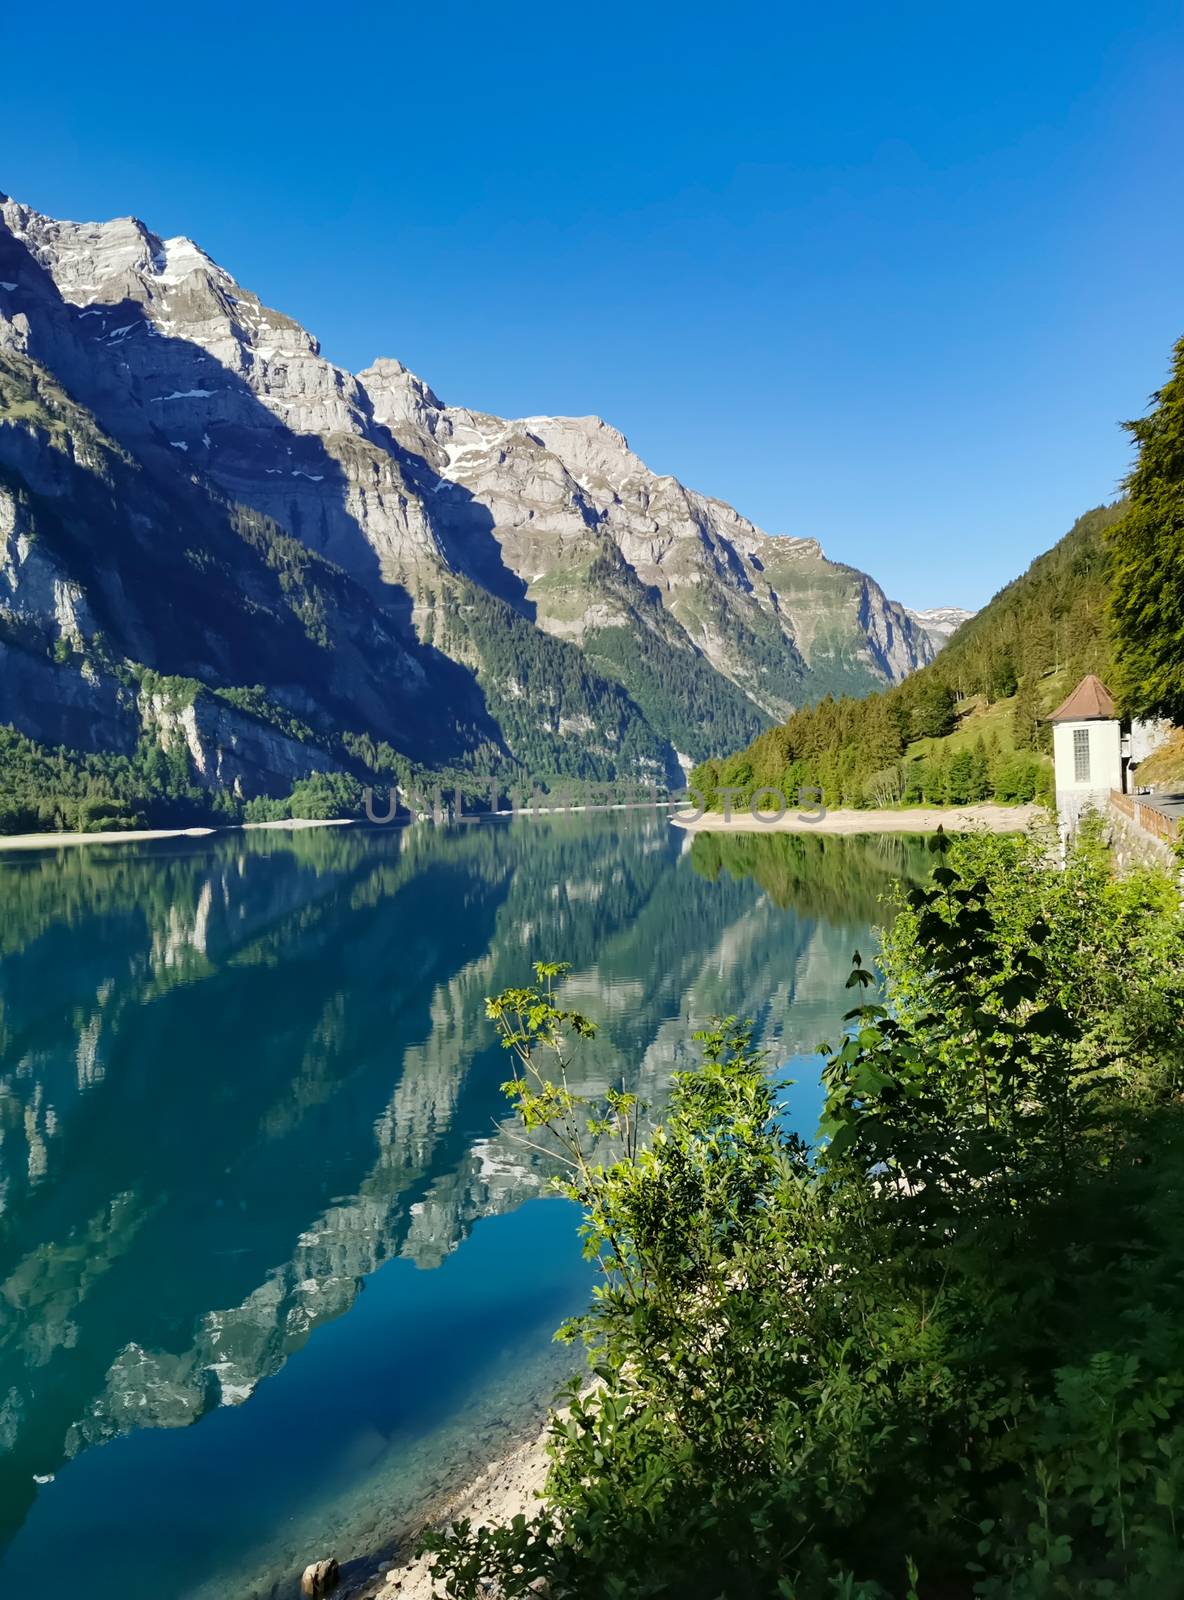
[1073,727,1090,783]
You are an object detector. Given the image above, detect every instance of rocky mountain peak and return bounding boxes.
[3,200,172,303]
[0,192,937,802]
[905,605,975,651]
[149,233,232,286]
[359,356,446,435]
[518,413,646,485]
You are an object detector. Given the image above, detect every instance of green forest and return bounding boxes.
[691,327,1184,814]
[690,500,1126,814]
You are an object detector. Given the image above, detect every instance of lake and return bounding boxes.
[0,815,930,1598]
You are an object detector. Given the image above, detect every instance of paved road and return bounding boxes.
[1140,790,1184,822]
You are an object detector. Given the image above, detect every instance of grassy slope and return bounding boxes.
[906,691,1025,763]
[1137,728,1184,789]
[904,669,1072,769]
[695,506,1129,810]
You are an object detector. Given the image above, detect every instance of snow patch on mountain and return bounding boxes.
[906,606,975,651]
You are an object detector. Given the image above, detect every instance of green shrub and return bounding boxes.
[286,770,362,819]
[423,835,1184,1598]
[243,793,290,823]
[993,751,1041,803]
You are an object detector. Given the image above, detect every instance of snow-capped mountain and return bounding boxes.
[906,606,975,651]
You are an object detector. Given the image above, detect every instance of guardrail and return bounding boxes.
[1110,790,1182,844]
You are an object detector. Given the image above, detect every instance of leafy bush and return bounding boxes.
[423,834,1184,1598]
[286,770,362,819]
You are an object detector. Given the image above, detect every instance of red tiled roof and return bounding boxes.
[1047,674,1118,722]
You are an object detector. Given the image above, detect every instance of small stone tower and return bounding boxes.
[1049,674,1122,837]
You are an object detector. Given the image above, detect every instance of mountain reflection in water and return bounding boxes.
[0,815,929,1598]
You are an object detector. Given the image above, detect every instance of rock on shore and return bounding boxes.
[364,1421,551,1599]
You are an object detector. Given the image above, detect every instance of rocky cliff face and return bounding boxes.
[906,605,975,652]
[0,194,934,798]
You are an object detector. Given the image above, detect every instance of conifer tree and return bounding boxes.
[1108,334,1184,723]
[946,748,975,805]
[910,679,957,739]
[1011,675,1041,751]
[924,751,948,804]
[968,736,991,801]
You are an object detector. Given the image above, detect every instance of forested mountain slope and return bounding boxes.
[926,502,1123,699]
[693,502,1127,810]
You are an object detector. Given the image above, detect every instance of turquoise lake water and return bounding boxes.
[0,815,929,1598]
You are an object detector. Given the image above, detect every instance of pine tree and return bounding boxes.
[911,680,957,740]
[1011,675,1041,752]
[861,697,905,771]
[986,650,1018,703]
[1108,334,1184,723]
[924,752,948,804]
[946,748,975,805]
[968,737,991,801]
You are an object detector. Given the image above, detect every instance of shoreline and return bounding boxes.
[0,804,677,854]
[346,807,1042,1594]
[0,816,357,853]
[0,802,1043,853]
[355,1418,554,1599]
[672,802,1044,836]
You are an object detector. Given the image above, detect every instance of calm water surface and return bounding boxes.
[0,815,928,1598]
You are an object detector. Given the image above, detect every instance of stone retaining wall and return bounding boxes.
[1106,798,1180,875]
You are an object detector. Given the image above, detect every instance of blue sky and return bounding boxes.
[6,1,1182,608]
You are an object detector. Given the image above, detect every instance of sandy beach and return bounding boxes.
[0,824,218,852]
[362,1421,553,1599]
[0,817,358,853]
[672,802,1043,836]
[240,817,356,831]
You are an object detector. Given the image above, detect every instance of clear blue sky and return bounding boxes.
[6,0,1182,608]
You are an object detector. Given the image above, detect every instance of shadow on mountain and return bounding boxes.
[0,227,529,765]
[370,427,535,621]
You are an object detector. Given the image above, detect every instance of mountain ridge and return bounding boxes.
[0,192,936,822]
[906,605,976,651]
[691,502,1125,813]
